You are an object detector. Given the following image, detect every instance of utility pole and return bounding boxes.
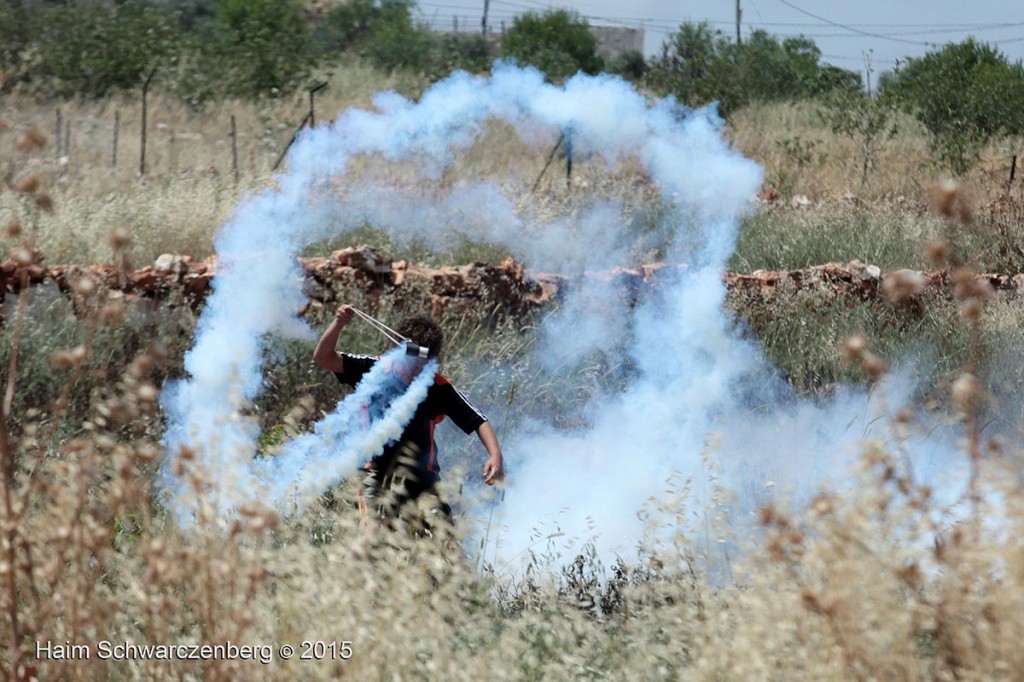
[482,0,490,34]
[735,0,742,44]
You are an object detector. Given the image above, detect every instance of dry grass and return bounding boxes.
[1,69,1021,270]
[5,324,1024,680]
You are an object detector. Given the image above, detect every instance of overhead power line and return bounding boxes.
[418,1,1024,50]
[775,0,940,46]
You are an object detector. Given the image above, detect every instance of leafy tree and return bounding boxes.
[34,1,180,99]
[644,22,859,117]
[153,0,218,32]
[0,1,40,93]
[315,0,438,73]
[193,0,316,99]
[360,1,435,72]
[501,10,602,82]
[314,0,380,54]
[883,38,1024,175]
[643,22,730,109]
[608,49,647,81]
[431,34,493,77]
[819,58,900,187]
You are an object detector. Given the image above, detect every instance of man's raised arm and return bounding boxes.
[313,304,355,374]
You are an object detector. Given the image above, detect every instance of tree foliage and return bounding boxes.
[644,22,860,117]
[314,1,490,76]
[883,38,1024,175]
[501,10,602,82]
[34,0,180,99]
[0,1,39,93]
[200,0,316,99]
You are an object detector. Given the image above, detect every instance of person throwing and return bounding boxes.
[313,304,504,523]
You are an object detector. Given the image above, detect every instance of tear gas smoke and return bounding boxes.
[161,345,435,519]
[161,64,977,567]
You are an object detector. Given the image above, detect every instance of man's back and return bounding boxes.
[334,353,487,480]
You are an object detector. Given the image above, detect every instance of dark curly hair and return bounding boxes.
[396,315,443,358]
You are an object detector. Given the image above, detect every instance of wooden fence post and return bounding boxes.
[140,69,156,175]
[231,114,239,184]
[112,110,120,168]
[55,109,62,157]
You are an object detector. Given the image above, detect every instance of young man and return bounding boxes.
[313,304,504,522]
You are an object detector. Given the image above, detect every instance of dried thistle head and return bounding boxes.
[951,372,982,416]
[99,300,126,326]
[15,126,47,153]
[861,352,887,380]
[959,298,984,322]
[34,192,54,213]
[109,225,132,250]
[810,493,834,516]
[135,442,159,463]
[14,173,40,194]
[931,180,959,217]
[801,590,822,612]
[924,238,952,267]
[72,276,97,298]
[882,269,927,303]
[897,563,922,589]
[136,384,158,403]
[129,354,154,377]
[51,350,74,371]
[69,345,87,364]
[11,246,36,267]
[951,267,994,302]
[841,334,868,362]
[4,221,22,239]
[0,118,11,133]
[930,180,973,224]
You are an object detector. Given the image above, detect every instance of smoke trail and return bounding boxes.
[160,64,982,569]
[253,350,437,511]
[161,344,436,519]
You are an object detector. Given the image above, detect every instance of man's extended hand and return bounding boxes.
[313,305,354,373]
[477,422,504,485]
[483,453,504,485]
[335,304,356,325]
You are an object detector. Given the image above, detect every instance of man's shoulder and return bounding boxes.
[335,353,378,384]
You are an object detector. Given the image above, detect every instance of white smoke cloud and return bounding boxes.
[161,345,436,520]
[160,64,982,571]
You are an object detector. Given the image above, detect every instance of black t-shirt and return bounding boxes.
[335,354,487,481]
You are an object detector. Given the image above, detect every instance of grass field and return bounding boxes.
[1,64,1023,680]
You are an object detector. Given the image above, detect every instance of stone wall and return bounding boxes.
[2,246,1021,324]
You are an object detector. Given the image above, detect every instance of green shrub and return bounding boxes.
[0,0,38,93]
[199,0,316,99]
[314,0,382,55]
[317,0,441,73]
[883,38,1024,175]
[501,10,602,82]
[33,0,180,99]
[644,22,859,117]
[607,49,647,81]
[432,33,494,77]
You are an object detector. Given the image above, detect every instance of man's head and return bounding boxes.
[396,315,443,359]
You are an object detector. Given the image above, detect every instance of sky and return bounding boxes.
[417,0,1024,81]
